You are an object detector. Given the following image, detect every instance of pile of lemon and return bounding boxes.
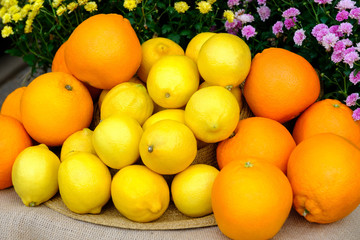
[12,31,252,223]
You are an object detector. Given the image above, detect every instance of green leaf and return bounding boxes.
[167,33,180,43]
[23,54,37,67]
[161,24,172,34]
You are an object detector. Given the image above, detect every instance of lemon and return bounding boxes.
[60,128,96,161]
[197,33,251,88]
[185,32,216,63]
[12,144,60,207]
[111,165,170,222]
[199,81,242,110]
[58,152,111,214]
[100,82,154,125]
[139,119,197,175]
[171,164,219,217]
[97,89,109,110]
[92,113,143,169]
[184,86,240,143]
[142,109,185,131]
[137,37,184,82]
[147,55,199,109]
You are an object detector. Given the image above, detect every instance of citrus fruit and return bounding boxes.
[171,164,219,217]
[92,113,143,169]
[20,72,93,146]
[0,86,26,123]
[292,99,360,148]
[97,89,109,110]
[52,41,72,74]
[199,81,242,110]
[60,128,96,161]
[217,117,296,173]
[0,114,32,190]
[185,32,216,63]
[197,33,251,88]
[287,133,360,224]
[139,119,197,175]
[12,144,60,207]
[111,164,170,222]
[65,13,141,89]
[147,55,199,109]
[212,158,293,240]
[184,86,240,143]
[142,109,185,131]
[58,152,111,214]
[100,81,154,125]
[243,47,320,123]
[137,37,184,82]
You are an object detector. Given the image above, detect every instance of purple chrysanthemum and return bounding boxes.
[314,0,333,4]
[343,47,359,68]
[284,17,296,30]
[336,0,356,10]
[352,108,360,121]
[282,7,300,18]
[293,29,306,46]
[338,22,353,36]
[336,10,349,21]
[241,25,257,40]
[349,70,360,85]
[346,93,360,107]
[272,21,284,36]
[257,5,271,22]
[227,0,240,9]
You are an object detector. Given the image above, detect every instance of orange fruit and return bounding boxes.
[217,117,296,173]
[20,72,93,147]
[212,158,293,240]
[292,99,360,148]
[243,47,320,123]
[0,86,26,123]
[65,13,141,89]
[52,41,72,75]
[0,114,32,189]
[287,133,360,223]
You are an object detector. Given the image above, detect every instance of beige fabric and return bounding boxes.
[1,188,360,239]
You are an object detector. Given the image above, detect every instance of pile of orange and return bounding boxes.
[1,12,360,240]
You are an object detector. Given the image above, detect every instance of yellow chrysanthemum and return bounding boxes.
[2,13,11,24]
[0,7,7,18]
[223,10,234,23]
[24,18,33,33]
[56,5,66,16]
[1,25,14,38]
[84,1,97,12]
[12,12,21,22]
[20,4,31,18]
[207,0,216,4]
[197,1,212,14]
[174,1,189,14]
[77,0,88,6]
[51,0,63,8]
[8,4,20,14]
[123,0,137,11]
[66,2,78,13]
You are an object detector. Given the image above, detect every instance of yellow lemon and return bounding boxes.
[199,81,242,110]
[171,164,219,217]
[111,164,170,222]
[184,86,240,143]
[58,152,111,214]
[197,33,251,88]
[60,128,96,161]
[142,109,185,131]
[12,144,60,207]
[97,89,109,110]
[137,37,184,82]
[185,32,216,63]
[100,82,154,125]
[139,119,197,175]
[92,113,143,169]
[147,55,199,109]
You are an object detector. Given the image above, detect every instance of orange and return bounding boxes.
[212,158,293,240]
[0,114,32,189]
[217,117,296,173]
[0,86,26,123]
[292,99,360,148]
[65,13,141,90]
[52,41,72,74]
[20,72,93,147]
[287,133,360,223]
[52,41,102,100]
[243,47,320,123]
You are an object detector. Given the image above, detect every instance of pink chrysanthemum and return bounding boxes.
[314,0,333,4]
[257,0,266,5]
[282,7,300,18]
[225,19,241,35]
[236,13,255,24]
[272,21,284,36]
[336,0,356,10]
[311,24,329,41]
[346,93,360,107]
[284,17,296,30]
[349,8,360,19]
[293,29,306,46]
[329,25,343,37]
[241,25,257,40]
[336,10,349,21]
[257,5,271,22]
[227,0,240,9]
[343,47,359,68]
[321,33,339,51]
[350,70,360,85]
[338,22,353,36]
[352,108,360,121]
